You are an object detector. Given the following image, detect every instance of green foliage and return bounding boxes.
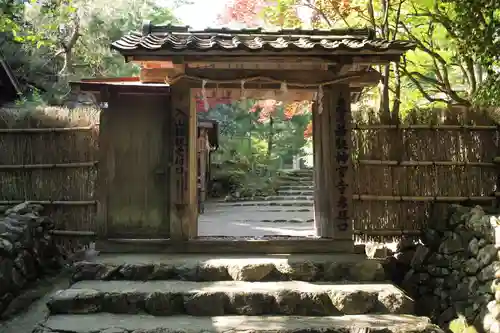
[448,315,478,333]
[473,73,500,107]
[1,0,181,103]
[221,0,500,114]
[204,99,311,198]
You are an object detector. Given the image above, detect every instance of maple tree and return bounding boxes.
[217,0,361,138]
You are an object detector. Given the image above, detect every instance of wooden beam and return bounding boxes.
[186,61,329,71]
[185,56,335,64]
[127,52,402,64]
[169,68,380,89]
[140,64,185,83]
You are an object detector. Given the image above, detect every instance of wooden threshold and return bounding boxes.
[95,238,362,254]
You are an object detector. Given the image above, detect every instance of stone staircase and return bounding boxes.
[210,169,316,223]
[33,253,442,333]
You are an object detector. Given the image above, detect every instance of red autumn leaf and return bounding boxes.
[304,121,312,138]
[217,0,265,27]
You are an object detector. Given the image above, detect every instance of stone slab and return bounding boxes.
[201,207,314,213]
[262,196,314,201]
[47,281,413,316]
[199,211,314,223]
[208,201,314,207]
[71,254,386,283]
[277,190,314,196]
[278,185,314,190]
[34,314,443,333]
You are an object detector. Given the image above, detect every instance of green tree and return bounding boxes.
[2,0,181,102]
[219,0,500,114]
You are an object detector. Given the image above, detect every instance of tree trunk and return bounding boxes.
[378,65,391,123]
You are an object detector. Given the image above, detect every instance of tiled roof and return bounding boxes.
[111,22,416,55]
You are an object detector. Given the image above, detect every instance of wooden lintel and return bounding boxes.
[179,68,380,88]
[186,61,329,71]
[186,56,334,64]
[140,64,185,83]
[128,52,402,65]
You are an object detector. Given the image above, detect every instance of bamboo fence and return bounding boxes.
[0,105,498,243]
[0,106,99,233]
[350,107,500,241]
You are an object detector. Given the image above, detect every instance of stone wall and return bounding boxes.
[0,202,65,317]
[386,204,500,333]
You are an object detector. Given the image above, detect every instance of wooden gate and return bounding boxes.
[97,85,171,238]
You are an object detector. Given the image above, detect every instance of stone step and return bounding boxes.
[47,281,414,316]
[265,195,313,201]
[221,196,313,202]
[278,185,314,191]
[199,212,313,223]
[279,169,314,176]
[71,254,386,283]
[277,190,314,196]
[36,314,442,333]
[257,218,313,223]
[210,201,314,207]
[201,208,314,213]
[278,178,314,184]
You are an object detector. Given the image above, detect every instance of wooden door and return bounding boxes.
[98,86,171,239]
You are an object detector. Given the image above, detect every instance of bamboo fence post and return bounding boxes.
[493,123,500,208]
[462,111,470,201]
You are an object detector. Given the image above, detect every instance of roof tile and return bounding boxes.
[111,23,416,55]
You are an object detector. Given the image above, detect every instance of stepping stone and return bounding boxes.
[211,201,314,207]
[47,281,414,316]
[35,314,443,333]
[279,185,314,191]
[277,190,314,196]
[259,218,313,223]
[70,253,387,283]
[219,196,314,202]
[263,196,314,201]
[202,208,313,213]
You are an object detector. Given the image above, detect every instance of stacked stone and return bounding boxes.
[0,202,64,316]
[484,240,500,333]
[387,204,500,331]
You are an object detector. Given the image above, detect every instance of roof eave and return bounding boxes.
[112,48,415,62]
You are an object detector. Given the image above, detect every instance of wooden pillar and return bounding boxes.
[188,90,198,236]
[95,86,112,239]
[312,101,322,234]
[198,130,208,205]
[312,85,353,242]
[170,82,197,240]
